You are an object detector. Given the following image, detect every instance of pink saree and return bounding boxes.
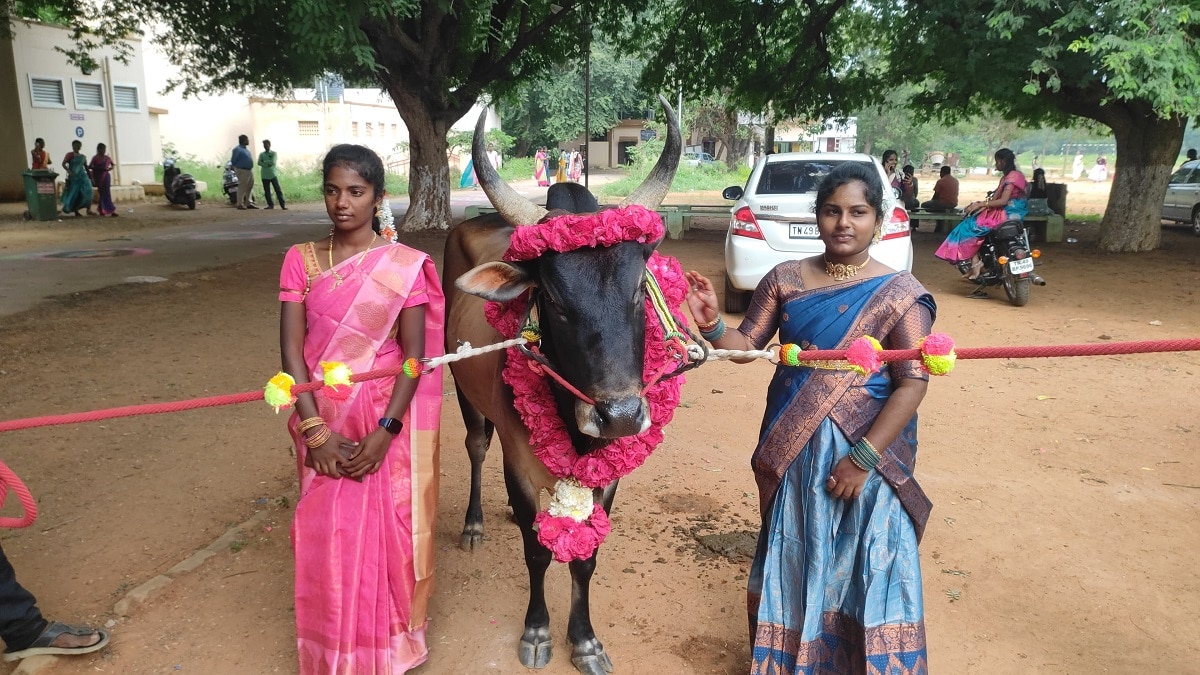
[278,241,444,674]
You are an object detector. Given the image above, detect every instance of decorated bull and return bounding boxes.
[443,97,688,674]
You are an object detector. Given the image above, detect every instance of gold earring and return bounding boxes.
[871,227,882,244]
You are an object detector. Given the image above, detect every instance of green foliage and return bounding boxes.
[446,128,514,155]
[497,39,653,153]
[597,162,749,199]
[626,1,881,120]
[498,157,535,182]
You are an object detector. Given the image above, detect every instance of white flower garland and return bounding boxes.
[546,479,594,521]
[377,198,397,242]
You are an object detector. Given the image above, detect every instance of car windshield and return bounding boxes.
[756,159,858,195]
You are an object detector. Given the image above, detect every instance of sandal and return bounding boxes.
[2,622,109,661]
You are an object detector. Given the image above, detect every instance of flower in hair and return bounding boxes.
[378,198,397,243]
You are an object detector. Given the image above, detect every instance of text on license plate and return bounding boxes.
[1008,257,1035,274]
[789,224,820,238]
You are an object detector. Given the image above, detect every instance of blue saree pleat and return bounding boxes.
[748,276,929,675]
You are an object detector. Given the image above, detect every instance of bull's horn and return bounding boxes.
[473,110,547,225]
[618,94,681,210]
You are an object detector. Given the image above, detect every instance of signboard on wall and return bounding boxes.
[75,127,84,138]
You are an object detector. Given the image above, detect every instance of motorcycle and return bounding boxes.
[222,162,238,205]
[959,218,1046,306]
[162,158,198,210]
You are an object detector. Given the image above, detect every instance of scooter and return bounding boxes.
[162,158,198,210]
[222,162,238,205]
[959,218,1046,306]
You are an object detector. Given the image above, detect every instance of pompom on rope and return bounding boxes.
[2,335,1199,529]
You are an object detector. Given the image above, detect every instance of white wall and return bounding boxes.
[144,38,501,172]
[10,22,156,186]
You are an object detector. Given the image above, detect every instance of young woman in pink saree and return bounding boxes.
[278,144,444,674]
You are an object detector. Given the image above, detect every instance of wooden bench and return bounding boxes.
[461,203,729,240]
[910,209,1064,243]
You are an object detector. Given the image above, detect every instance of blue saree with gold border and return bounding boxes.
[737,264,935,675]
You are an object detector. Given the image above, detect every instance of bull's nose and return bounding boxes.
[576,396,650,439]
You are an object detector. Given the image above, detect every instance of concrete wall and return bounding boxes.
[5,22,156,190]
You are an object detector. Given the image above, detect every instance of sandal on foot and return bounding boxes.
[3,622,109,661]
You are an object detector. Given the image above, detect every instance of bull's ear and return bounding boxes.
[455,261,536,301]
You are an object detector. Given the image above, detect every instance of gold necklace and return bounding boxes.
[329,231,377,288]
[823,254,870,281]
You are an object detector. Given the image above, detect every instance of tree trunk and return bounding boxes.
[764,126,776,154]
[385,83,462,232]
[1097,111,1187,252]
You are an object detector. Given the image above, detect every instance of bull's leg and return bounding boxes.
[567,481,619,675]
[457,386,494,551]
[505,461,554,669]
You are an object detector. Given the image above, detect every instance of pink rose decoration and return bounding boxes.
[485,216,687,562]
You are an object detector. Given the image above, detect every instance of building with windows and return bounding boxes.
[0,21,156,199]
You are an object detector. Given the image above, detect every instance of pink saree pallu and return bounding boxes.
[279,241,444,674]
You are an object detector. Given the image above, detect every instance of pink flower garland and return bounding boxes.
[484,206,688,561]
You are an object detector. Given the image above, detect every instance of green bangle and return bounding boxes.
[699,318,726,342]
[850,438,881,470]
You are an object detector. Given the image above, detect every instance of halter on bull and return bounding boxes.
[443,96,682,674]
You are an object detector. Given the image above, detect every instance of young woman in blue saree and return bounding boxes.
[687,162,935,674]
[60,140,95,217]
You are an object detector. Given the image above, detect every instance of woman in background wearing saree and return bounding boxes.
[935,148,1027,280]
[60,140,95,217]
[533,147,549,186]
[278,144,444,674]
[90,143,117,217]
[685,161,934,674]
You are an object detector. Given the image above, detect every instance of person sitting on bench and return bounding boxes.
[920,166,959,213]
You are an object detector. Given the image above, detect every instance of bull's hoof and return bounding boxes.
[519,626,553,669]
[460,526,484,552]
[571,639,613,674]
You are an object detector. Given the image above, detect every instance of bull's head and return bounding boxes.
[456,96,681,445]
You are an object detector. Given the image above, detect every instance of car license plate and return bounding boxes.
[1008,257,1035,274]
[789,224,819,238]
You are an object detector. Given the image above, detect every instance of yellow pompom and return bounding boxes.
[320,361,353,387]
[922,353,957,376]
[264,372,297,412]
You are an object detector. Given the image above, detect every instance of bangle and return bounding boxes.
[696,316,721,331]
[304,425,332,449]
[297,416,325,434]
[699,317,726,342]
[849,437,881,471]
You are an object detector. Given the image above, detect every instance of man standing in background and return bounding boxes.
[231,135,256,210]
[258,140,286,210]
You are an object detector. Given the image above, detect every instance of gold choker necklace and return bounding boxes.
[823,255,870,281]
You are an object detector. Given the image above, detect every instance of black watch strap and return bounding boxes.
[378,417,403,434]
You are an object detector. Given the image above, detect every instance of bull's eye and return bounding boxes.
[541,293,569,321]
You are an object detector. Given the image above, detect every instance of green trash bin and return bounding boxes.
[21,170,60,221]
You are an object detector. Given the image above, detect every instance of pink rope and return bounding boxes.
[0,460,38,528]
[0,338,1196,436]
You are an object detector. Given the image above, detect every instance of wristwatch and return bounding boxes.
[378,417,404,435]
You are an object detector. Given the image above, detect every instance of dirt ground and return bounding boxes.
[0,177,1197,674]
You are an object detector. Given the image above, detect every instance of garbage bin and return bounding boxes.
[1045,182,1067,216]
[21,170,59,221]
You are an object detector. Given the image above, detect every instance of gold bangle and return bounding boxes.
[297,416,325,434]
[304,425,331,449]
[696,316,721,330]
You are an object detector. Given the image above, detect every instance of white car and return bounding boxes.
[721,152,914,312]
[1163,159,1200,234]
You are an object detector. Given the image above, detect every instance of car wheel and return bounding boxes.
[724,275,751,314]
[1191,206,1200,236]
